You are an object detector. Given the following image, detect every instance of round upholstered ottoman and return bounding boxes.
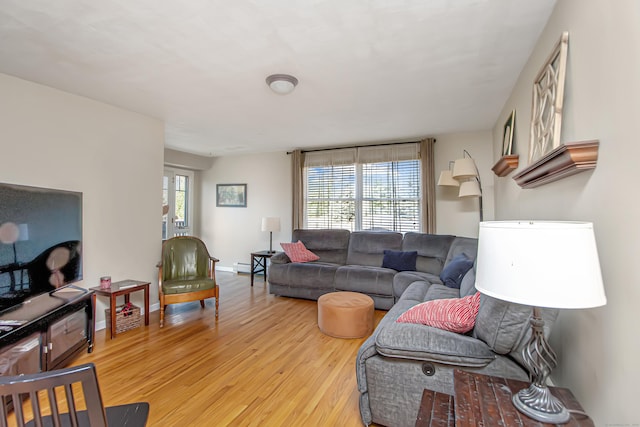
[317,291,374,338]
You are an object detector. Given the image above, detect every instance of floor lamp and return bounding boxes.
[437,150,483,221]
[474,221,606,423]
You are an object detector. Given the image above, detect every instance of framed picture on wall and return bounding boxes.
[216,184,247,207]
[502,110,516,156]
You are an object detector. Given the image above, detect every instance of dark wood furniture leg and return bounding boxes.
[251,254,256,286]
[144,283,149,326]
[109,294,117,339]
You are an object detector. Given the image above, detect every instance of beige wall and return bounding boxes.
[492,1,639,424]
[0,73,164,326]
[434,131,493,237]
[199,152,292,270]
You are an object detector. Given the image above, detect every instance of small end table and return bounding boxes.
[415,369,594,426]
[90,280,150,339]
[250,250,278,286]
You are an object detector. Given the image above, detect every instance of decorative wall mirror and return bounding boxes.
[528,32,569,163]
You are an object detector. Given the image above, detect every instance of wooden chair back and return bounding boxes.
[0,363,108,427]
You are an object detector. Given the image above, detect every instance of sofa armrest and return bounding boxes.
[270,252,290,264]
[375,322,496,367]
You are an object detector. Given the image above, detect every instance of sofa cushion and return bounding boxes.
[473,294,534,354]
[334,265,396,296]
[396,292,480,333]
[280,240,320,263]
[444,236,478,265]
[402,233,455,274]
[398,281,430,303]
[424,283,461,301]
[439,253,474,288]
[459,267,477,297]
[392,271,442,300]
[346,231,403,267]
[381,250,417,272]
[268,262,340,290]
[292,229,350,264]
[375,321,496,367]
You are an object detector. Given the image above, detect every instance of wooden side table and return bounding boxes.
[415,370,594,427]
[250,250,278,286]
[415,389,454,427]
[90,280,150,339]
[453,369,594,427]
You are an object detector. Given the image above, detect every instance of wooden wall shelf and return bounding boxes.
[512,140,599,188]
[491,155,519,177]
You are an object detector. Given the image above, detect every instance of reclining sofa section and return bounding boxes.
[268,229,477,310]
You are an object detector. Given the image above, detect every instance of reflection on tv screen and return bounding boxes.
[0,183,82,312]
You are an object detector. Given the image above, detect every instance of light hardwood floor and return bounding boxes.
[74,272,386,426]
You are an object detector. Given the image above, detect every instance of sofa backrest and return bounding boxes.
[473,294,558,363]
[444,236,478,264]
[292,229,350,264]
[346,231,402,267]
[401,233,455,275]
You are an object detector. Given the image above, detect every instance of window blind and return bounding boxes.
[303,143,421,232]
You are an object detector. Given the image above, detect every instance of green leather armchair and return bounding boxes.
[157,236,219,327]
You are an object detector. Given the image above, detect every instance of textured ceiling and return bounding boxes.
[0,0,556,157]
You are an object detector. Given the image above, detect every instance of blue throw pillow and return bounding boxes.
[382,250,418,272]
[440,254,474,289]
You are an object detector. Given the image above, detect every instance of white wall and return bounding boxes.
[0,73,164,324]
[199,152,291,270]
[434,131,493,237]
[492,1,639,424]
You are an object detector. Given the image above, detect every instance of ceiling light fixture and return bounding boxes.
[266,74,298,95]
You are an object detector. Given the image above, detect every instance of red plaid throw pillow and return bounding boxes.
[280,240,320,263]
[396,292,481,333]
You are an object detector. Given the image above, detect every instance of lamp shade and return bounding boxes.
[458,180,481,197]
[261,217,281,232]
[475,221,606,309]
[452,157,478,179]
[437,170,460,187]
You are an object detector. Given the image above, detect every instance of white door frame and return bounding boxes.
[163,167,195,238]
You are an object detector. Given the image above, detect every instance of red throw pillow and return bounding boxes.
[396,292,481,333]
[280,240,320,263]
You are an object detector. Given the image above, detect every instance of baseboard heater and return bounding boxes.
[233,262,251,274]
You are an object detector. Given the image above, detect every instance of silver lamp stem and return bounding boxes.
[512,307,570,424]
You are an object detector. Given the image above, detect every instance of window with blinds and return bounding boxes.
[303,144,421,232]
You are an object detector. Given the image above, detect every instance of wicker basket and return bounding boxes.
[105,304,142,334]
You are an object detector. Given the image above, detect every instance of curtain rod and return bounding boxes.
[286,139,434,155]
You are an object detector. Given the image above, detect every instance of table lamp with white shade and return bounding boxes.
[474,221,606,424]
[261,217,281,253]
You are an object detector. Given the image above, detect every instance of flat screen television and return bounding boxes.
[0,183,82,313]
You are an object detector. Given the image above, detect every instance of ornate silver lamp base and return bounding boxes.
[512,383,570,424]
[513,307,571,424]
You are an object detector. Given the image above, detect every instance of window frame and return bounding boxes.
[303,147,422,232]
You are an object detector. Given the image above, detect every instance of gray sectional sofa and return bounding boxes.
[268,229,477,309]
[356,268,558,427]
[269,228,559,427]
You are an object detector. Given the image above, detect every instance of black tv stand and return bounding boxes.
[0,287,94,376]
